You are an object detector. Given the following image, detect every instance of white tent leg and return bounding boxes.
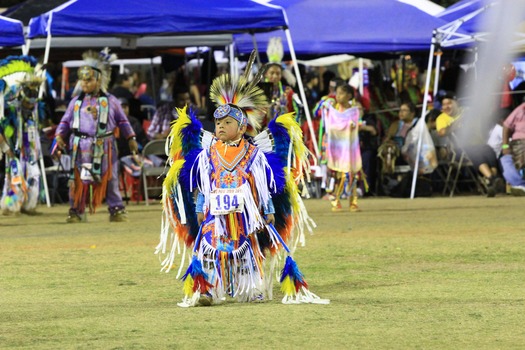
[433,51,441,97]
[358,58,364,96]
[38,31,53,206]
[410,39,436,199]
[284,28,319,159]
[22,39,31,55]
[229,43,236,79]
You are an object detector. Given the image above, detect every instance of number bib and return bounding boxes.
[210,188,244,215]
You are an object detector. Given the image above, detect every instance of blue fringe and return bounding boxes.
[279,256,304,283]
[179,149,201,190]
[264,152,286,194]
[181,256,208,281]
[180,108,202,156]
[267,118,291,165]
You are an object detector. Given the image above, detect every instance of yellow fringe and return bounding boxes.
[275,112,308,164]
[163,159,184,193]
[183,276,194,297]
[284,169,301,214]
[167,106,191,160]
[280,276,296,296]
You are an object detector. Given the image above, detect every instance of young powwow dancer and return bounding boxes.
[53,49,138,223]
[155,51,329,307]
[0,55,45,216]
[322,84,365,212]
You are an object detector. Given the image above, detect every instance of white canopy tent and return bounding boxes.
[410,0,525,198]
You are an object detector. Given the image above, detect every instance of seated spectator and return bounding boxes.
[147,86,191,140]
[426,108,448,161]
[383,101,418,149]
[501,103,525,195]
[436,92,504,197]
[117,98,148,157]
[378,101,418,174]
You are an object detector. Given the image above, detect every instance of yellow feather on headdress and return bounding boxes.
[209,50,268,132]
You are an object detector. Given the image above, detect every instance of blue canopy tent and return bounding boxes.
[0,15,24,47]
[28,0,286,38]
[27,0,287,59]
[27,0,323,203]
[233,0,451,56]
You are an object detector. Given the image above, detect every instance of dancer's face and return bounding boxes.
[265,65,282,85]
[215,116,246,142]
[81,77,100,94]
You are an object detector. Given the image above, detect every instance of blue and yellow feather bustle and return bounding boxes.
[162,106,203,247]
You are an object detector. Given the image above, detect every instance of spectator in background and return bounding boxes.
[111,73,144,124]
[436,92,504,197]
[358,102,379,195]
[111,73,134,101]
[384,101,418,148]
[304,71,320,111]
[501,103,525,195]
[117,98,148,157]
[147,85,191,140]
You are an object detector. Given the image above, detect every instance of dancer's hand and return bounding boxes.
[55,135,66,150]
[266,214,275,225]
[197,212,204,226]
[128,137,139,154]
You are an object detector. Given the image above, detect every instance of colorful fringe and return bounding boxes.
[181,256,213,295]
[280,255,330,305]
[280,256,308,297]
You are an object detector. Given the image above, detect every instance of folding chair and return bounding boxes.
[40,138,71,205]
[141,105,156,120]
[442,134,485,197]
[141,140,167,205]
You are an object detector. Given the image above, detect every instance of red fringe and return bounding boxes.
[71,145,113,214]
[192,275,213,294]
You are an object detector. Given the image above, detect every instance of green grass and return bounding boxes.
[1,196,524,349]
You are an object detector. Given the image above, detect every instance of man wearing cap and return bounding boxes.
[436,92,504,197]
[54,49,138,222]
[147,85,191,140]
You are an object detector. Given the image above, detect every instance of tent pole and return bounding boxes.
[284,28,319,159]
[358,57,364,96]
[410,35,436,199]
[229,43,235,80]
[22,39,31,55]
[149,57,157,106]
[433,48,442,97]
[38,30,53,207]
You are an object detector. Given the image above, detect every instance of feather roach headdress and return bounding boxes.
[78,47,116,93]
[266,37,284,66]
[209,50,268,132]
[0,55,39,119]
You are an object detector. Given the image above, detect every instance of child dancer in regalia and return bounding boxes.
[322,84,365,212]
[155,51,329,307]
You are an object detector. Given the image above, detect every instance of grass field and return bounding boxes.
[1,196,524,349]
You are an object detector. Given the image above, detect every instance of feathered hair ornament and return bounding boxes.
[78,47,116,93]
[265,37,296,87]
[266,37,284,65]
[209,50,268,133]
